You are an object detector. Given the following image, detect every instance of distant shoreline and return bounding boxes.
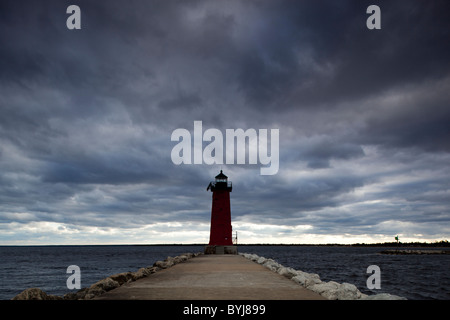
[1,241,449,247]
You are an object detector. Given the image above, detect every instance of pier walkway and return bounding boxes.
[95,254,324,300]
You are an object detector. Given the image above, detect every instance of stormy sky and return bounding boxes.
[1,0,449,244]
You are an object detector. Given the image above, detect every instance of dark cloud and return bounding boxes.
[0,0,449,243]
[358,78,450,152]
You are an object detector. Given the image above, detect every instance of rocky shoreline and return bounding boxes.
[12,252,201,300]
[240,252,406,300]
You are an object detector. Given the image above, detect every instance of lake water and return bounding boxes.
[0,245,448,300]
[242,245,450,300]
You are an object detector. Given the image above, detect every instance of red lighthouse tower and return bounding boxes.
[205,170,237,254]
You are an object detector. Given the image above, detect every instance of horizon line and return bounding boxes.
[0,240,448,247]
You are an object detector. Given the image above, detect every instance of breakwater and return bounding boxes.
[12,252,201,300]
[12,251,406,300]
[239,252,406,300]
[380,249,450,255]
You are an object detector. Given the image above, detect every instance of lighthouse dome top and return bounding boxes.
[215,170,228,180]
[207,170,232,192]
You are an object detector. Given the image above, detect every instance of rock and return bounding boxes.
[133,266,158,279]
[154,260,168,269]
[154,257,176,269]
[12,288,47,300]
[133,268,146,279]
[308,281,368,300]
[251,254,260,262]
[359,293,369,299]
[149,266,160,273]
[84,277,120,299]
[360,293,407,300]
[166,256,176,267]
[309,281,341,300]
[84,290,102,300]
[242,253,259,261]
[174,255,188,264]
[262,259,282,272]
[292,271,322,288]
[152,252,199,269]
[62,292,77,300]
[109,272,136,285]
[277,267,298,279]
[180,252,194,259]
[336,282,362,300]
[64,287,88,300]
[257,256,267,264]
[100,277,116,289]
[12,288,62,300]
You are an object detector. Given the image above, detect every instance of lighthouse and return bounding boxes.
[205,170,237,254]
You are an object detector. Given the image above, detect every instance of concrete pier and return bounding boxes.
[95,254,324,300]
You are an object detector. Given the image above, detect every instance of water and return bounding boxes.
[241,245,450,300]
[0,245,203,300]
[0,245,448,300]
